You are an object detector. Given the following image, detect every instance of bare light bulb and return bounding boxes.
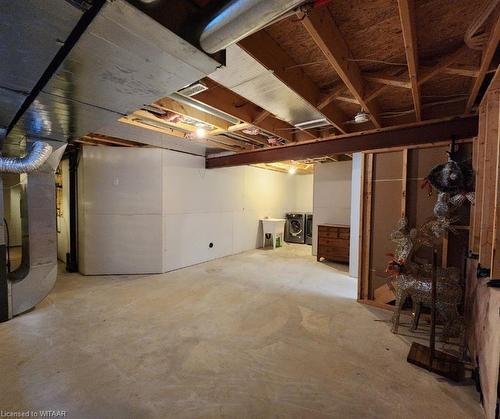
[195,128,207,139]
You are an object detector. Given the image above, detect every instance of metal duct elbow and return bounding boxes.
[199,0,304,54]
[0,141,53,174]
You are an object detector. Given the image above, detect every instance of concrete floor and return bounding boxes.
[0,245,482,418]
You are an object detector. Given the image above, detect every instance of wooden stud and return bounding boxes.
[401,149,408,218]
[490,92,500,277]
[360,154,373,300]
[397,0,421,120]
[299,7,382,127]
[479,90,499,266]
[466,14,500,112]
[471,103,486,253]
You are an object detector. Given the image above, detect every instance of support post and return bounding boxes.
[66,148,79,273]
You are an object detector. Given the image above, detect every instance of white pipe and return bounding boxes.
[0,141,52,174]
[200,0,304,54]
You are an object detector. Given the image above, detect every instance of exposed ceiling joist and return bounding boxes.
[83,133,143,147]
[238,31,348,134]
[397,0,421,120]
[253,110,271,125]
[118,115,239,151]
[418,45,469,85]
[466,13,500,112]
[442,65,480,78]
[192,78,310,143]
[317,83,345,110]
[155,97,232,130]
[299,7,382,128]
[206,115,478,168]
[364,73,412,89]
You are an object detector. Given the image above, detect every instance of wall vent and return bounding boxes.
[178,82,208,97]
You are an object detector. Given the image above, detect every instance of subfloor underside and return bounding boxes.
[0,245,482,418]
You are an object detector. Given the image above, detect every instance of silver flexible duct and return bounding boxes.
[0,141,53,174]
[199,0,304,54]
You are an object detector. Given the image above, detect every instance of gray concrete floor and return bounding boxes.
[0,245,482,418]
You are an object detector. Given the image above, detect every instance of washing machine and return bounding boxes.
[285,213,306,244]
[305,213,313,245]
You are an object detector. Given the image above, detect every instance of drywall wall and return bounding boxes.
[56,159,70,262]
[294,174,313,213]
[78,147,164,275]
[162,152,297,271]
[349,153,362,278]
[78,146,311,275]
[312,161,352,255]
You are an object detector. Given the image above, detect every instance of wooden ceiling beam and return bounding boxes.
[206,115,478,168]
[154,97,232,130]
[442,65,480,78]
[418,45,470,85]
[118,115,239,151]
[192,78,310,143]
[299,7,382,128]
[238,31,348,133]
[364,73,412,89]
[466,13,500,112]
[252,110,271,125]
[317,83,345,110]
[84,133,142,147]
[397,0,421,120]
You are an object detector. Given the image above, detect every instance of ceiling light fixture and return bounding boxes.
[195,128,207,139]
[288,166,297,175]
[354,111,370,124]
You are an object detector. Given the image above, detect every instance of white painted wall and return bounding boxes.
[349,153,362,279]
[56,159,70,262]
[294,174,313,213]
[78,147,312,275]
[312,161,352,255]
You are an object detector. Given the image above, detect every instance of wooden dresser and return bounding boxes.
[317,224,350,263]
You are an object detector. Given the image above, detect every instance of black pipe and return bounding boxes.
[66,148,79,272]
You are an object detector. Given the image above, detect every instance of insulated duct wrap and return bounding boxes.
[0,141,52,173]
[200,0,304,54]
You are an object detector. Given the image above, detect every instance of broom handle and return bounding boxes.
[430,248,438,363]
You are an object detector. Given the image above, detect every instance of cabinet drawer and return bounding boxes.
[318,230,338,239]
[319,238,349,248]
[338,229,350,240]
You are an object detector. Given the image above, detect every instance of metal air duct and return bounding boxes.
[6,141,66,317]
[0,141,52,174]
[199,0,304,54]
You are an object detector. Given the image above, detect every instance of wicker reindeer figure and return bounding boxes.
[388,218,463,339]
